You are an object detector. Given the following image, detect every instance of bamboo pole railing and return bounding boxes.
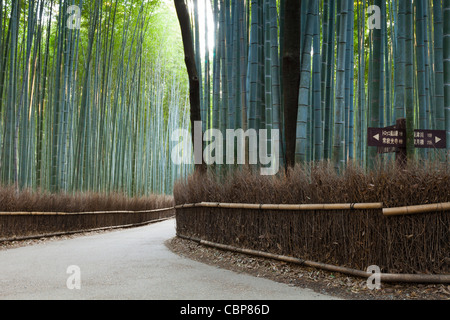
[177,233,450,284]
[0,217,173,243]
[382,202,450,216]
[0,207,176,242]
[175,202,384,211]
[0,207,176,216]
[175,201,450,216]
[175,201,449,282]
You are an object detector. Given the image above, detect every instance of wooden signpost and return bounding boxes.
[368,118,446,165]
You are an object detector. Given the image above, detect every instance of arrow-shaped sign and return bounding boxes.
[368,127,446,149]
[414,129,446,149]
[367,127,405,148]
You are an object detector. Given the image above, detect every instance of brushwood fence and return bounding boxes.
[0,207,175,241]
[175,202,449,276]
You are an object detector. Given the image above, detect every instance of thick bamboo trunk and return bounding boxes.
[444,0,450,151]
[282,0,301,169]
[174,0,205,173]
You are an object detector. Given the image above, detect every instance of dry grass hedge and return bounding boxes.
[0,188,175,240]
[0,187,174,213]
[174,161,449,207]
[174,161,450,274]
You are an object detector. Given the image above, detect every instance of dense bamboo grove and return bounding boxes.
[2,0,450,198]
[0,0,193,195]
[184,0,450,173]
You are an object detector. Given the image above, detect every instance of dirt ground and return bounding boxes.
[166,236,450,300]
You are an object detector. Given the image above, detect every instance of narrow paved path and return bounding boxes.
[0,219,339,300]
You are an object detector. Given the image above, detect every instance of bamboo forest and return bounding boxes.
[0,0,449,197]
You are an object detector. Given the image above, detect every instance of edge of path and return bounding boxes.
[165,236,450,300]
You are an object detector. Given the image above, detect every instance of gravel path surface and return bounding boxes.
[1,218,448,300]
[0,219,339,300]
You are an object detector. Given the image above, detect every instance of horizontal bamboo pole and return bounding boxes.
[177,233,450,284]
[0,206,175,216]
[383,202,450,216]
[0,217,174,242]
[175,202,384,210]
[174,203,197,209]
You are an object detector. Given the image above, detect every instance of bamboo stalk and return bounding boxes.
[367,0,383,168]
[296,0,315,163]
[332,0,349,171]
[383,202,450,216]
[444,0,450,150]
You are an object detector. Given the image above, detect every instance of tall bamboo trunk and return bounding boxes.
[367,0,382,168]
[282,0,301,169]
[444,0,450,151]
[332,0,348,172]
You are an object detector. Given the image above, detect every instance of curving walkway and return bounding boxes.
[0,219,340,300]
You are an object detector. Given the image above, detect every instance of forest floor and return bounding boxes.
[166,236,450,300]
